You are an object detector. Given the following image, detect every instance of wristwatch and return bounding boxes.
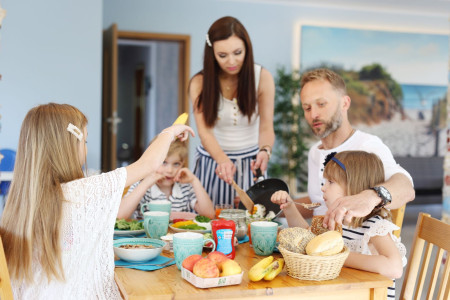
[371,186,392,208]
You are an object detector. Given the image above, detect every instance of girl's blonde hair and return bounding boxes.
[1,103,87,283]
[323,151,391,227]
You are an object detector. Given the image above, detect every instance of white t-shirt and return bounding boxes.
[308,130,413,216]
[12,168,127,300]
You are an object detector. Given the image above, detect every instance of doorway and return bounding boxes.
[102,24,190,171]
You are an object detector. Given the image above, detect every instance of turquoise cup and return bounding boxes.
[173,232,216,270]
[143,211,169,239]
[141,200,172,216]
[251,221,278,256]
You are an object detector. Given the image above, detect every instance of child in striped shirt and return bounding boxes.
[118,139,215,220]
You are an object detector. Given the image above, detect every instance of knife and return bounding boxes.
[231,180,254,213]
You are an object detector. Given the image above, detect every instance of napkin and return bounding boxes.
[238,235,249,244]
[113,233,147,239]
[114,255,175,271]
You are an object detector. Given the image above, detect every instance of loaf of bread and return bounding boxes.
[278,227,315,254]
[310,215,343,236]
[305,230,344,256]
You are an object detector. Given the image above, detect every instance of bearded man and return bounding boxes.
[272,68,415,229]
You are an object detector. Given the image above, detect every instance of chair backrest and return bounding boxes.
[400,212,450,300]
[0,149,16,196]
[391,204,406,238]
[0,149,15,172]
[0,235,13,300]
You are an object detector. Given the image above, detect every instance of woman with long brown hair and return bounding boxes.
[190,16,275,208]
[0,103,193,299]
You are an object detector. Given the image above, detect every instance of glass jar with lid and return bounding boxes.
[219,209,248,241]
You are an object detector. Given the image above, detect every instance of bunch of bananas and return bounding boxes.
[248,256,284,281]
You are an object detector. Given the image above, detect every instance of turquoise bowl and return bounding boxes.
[113,238,166,262]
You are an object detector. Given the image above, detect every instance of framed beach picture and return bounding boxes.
[294,23,449,158]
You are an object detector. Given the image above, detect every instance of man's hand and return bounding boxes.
[324,189,379,230]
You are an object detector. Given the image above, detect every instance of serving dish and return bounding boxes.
[113,238,166,263]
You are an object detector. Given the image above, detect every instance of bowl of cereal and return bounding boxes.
[113,238,166,262]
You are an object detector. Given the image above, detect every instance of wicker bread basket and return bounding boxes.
[278,245,349,281]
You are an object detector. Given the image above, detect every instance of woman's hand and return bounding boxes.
[215,160,236,184]
[251,151,270,174]
[271,190,293,209]
[174,168,195,184]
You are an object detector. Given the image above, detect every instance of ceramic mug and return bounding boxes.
[251,221,278,256]
[173,232,216,270]
[143,211,169,239]
[141,200,172,216]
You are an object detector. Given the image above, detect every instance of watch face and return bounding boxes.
[375,186,392,201]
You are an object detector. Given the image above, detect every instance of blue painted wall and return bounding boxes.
[0,0,448,170]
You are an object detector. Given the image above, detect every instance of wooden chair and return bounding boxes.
[391,204,406,238]
[0,235,13,300]
[400,213,450,300]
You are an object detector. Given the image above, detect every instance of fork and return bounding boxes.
[115,258,175,268]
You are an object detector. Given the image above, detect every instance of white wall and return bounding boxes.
[0,0,103,170]
[103,0,450,167]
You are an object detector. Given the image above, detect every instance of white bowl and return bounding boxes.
[113,238,165,262]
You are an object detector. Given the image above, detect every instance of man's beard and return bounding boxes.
[312,107,342,139]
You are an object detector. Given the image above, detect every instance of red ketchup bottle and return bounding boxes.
[211,219,236,259]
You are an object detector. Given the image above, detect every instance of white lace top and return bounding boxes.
[343,215,407,298]
[12,168,127,300]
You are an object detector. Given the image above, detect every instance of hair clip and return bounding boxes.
[67,123,83,141]
[323,152,346,171]
[206,33,212,47]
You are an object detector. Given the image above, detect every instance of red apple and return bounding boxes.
[182,254,203,272]
[193,258,219,278]
[207,251,230,266]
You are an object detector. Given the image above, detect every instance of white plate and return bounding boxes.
[114,229,145,236]
[169,225,211,234]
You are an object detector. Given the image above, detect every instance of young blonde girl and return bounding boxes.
[272,151,406,298]
[0,103,194,299]
[118,139,215,220]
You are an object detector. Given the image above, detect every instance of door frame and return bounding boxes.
[102,24,191,171]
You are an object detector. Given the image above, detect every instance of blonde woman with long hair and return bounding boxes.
[0,103,194,299]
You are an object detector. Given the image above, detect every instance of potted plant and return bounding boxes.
[269,67,312,194]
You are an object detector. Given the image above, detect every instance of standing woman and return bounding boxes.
[190,16,275,208]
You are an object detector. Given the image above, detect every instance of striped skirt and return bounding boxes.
[193,145,259,207]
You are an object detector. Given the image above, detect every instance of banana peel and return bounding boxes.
[172,112,189,125]
[263,258,284,281]
[248,256,274,282]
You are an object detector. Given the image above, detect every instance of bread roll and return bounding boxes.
[278,227,315,254]
[305,230,344,256]
[310,215,343,236]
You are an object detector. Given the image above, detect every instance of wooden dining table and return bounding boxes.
[114,241,392,300]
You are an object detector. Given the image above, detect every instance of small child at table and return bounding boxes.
[271,151,406,298]
[0,103,194,299]
[118,139,215,220]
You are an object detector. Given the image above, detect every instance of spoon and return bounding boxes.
[294,202,321,210]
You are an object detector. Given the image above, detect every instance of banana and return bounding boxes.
[248,256,274,282]
[172,112,189,125]
[263,258,284,281]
